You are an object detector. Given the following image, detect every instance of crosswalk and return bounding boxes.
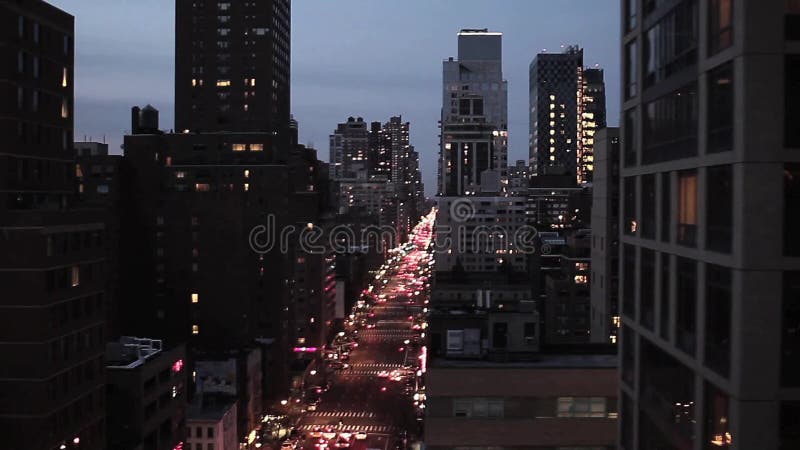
[357,330,416,342]
[338,370,392,377]
[349,363,405,369]
[297,423,395,434]
[306,411,375,418]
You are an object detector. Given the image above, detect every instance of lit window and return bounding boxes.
[574,275,588,284]
[175,171,186,179]
[216,79,231,87]
[244,183,250,191]
[62,68,68,87]
[232,143,246,152]
[195,183,211,192]
[557,397,607,418]
[243,104,249,112]
[71,266,80,287]
[678,171,698,245]
[244,169,250,178]
[60,99,68,118]
[250,143,263,151]
[192,325,199,335]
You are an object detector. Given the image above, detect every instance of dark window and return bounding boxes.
[623,245,637,320]
[472,98,483,116]
[780,401,800,450]
[625,41,638,99]
[492,322,508,349]
[459,99,470,116]
[523,322,537,339]
[660,252,671,340]
[641,174,656,239]
[677,170,698,247]
[624,177,637,236]
[643,83,698,164]
[626,0,637,30]
[641,248,656,330]
[785,164,800,255]
[704,382,732,449]
[709,0,734,54]
[782,272,800,387]
[624,108,638,167]
[705,264,731,377]
[676,257,697,356]
[787,0,800,40]
[707,62,734,153]
[639,339,695,447]
[661,172,671,242]
[621,325,635,387]
[643,0,698,87]
[706,165,733,253]
[787,57,800,147]
[621,392,634,450]
[207,427,214,438]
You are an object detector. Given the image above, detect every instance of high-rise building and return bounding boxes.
[529,47,583,178]
[589,129,620,345]
[329,117,369,180]
[174,0,291,142]
[529,47,606,184]
[0,2,107,448]
[618,1,800,449]
[384,116,411,192]
[439,29,508,196]
[581,68,607,183]
[368,120,391,178]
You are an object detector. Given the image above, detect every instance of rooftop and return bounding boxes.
[430,353,617,369]
[106,336,163,369]
[187,398,237,422]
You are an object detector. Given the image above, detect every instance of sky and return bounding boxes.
[49,0,620,197]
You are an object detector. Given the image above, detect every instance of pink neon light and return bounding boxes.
[172,359,184,373]
[293,347,318,353]
[419,346,427,373]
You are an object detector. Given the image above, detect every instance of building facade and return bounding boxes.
[590,128,620,345]
[174,0,291,144]
[425,356,618,450]
[439,29,508,196]
[186,399,238,450]
[329,116,369,180]
[0,3,107,448]
[106,338,187,450]
[529,47,606,185]
[618,1,800,449]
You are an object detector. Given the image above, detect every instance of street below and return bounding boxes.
[288,213,434,450]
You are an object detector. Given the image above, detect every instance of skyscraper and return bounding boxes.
[0,2,106,448]
[329,117,369,180]
[618,1,800,449]
[529,46,606,184]
[174,0,291,141]
[581,68,607,183]
[439,29,508,196]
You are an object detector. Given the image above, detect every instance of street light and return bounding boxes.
[310,370,317,376]
[280,399,288,406]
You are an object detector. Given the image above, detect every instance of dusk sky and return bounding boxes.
[49,0,620,196]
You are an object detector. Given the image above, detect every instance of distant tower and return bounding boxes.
[528,46,584,179]
[438,29,508,196]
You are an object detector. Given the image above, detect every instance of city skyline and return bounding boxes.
[47,0,620,197]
